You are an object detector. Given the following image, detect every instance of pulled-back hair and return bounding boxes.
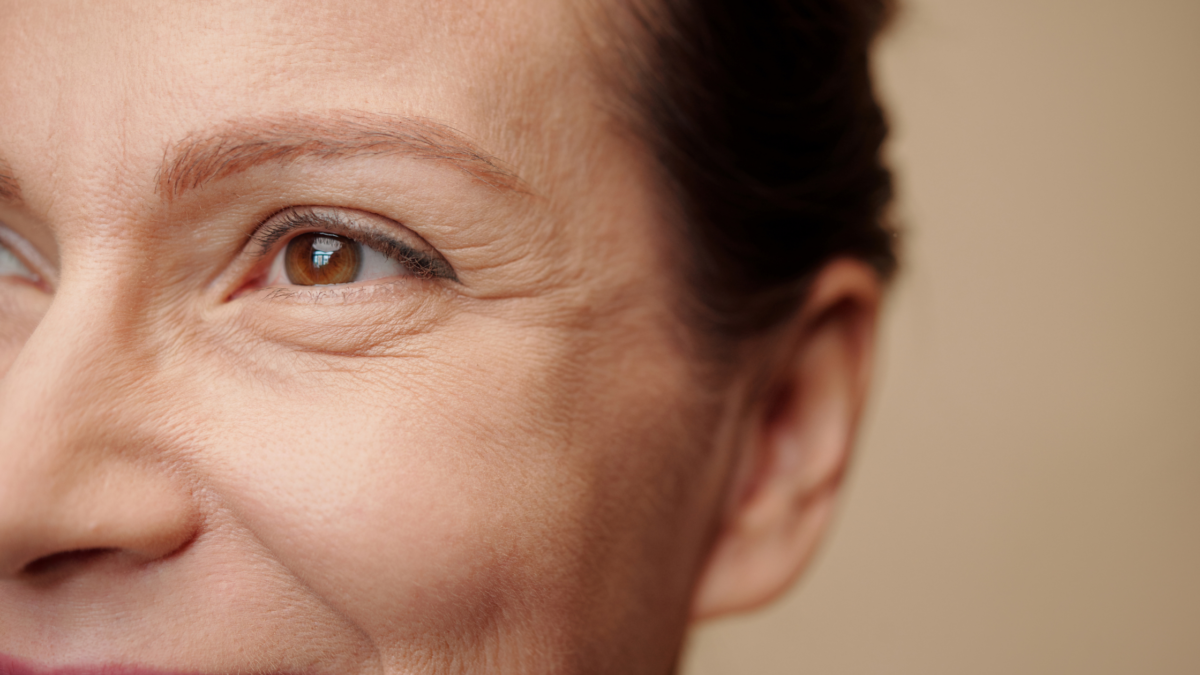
[604,0,897,342]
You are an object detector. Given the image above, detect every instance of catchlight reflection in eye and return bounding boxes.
[285,232,362,286]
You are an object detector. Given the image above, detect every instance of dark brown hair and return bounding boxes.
[613,0,897,341]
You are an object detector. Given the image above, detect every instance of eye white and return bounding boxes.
[0,242,37,283]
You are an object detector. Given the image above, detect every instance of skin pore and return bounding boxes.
[0,1,881,674]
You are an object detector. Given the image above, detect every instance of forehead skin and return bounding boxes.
[0,1,680,317]
[0,1,730,674]
[1,0,600,221]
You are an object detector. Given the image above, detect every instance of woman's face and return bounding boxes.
[0,1,734,672]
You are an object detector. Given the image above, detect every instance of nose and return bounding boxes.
[0,292,199,579]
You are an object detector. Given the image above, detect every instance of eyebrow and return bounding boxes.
[0,156,22,207]
[157,111,528,200]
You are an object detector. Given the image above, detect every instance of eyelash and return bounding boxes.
[248,207,456,285]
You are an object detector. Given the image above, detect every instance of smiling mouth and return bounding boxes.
[0,655,308,675]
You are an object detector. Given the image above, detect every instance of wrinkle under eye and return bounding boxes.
[285,232,362,285]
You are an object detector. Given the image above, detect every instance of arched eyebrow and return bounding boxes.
[0,157,22,207]
[156,111,529,200]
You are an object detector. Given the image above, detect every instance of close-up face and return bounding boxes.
[0,1,885,673]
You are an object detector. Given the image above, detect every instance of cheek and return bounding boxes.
[195,364,521,645]
[183,315,713,659]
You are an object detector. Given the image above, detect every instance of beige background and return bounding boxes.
[682,0,1200,673]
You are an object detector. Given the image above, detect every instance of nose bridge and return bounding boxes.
[2,275,153,436]
[0,283,200,578]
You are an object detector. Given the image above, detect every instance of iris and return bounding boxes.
[284,232,362,285]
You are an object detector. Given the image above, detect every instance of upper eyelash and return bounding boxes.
[250,207,457,281]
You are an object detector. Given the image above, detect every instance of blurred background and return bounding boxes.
[682,0,1200,673]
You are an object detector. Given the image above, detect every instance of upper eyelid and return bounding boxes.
[250,207,457,281]
[248,207,346,254]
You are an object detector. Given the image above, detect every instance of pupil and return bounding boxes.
[310,236,342,269]
[285,232,362,286]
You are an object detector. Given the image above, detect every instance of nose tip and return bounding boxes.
[0,451,200,579]
[0,283,204,581]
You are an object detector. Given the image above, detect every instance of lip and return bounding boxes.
[0,655,197,675]
[0,655,304,675]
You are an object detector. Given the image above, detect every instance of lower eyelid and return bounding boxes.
[258,277,419,304]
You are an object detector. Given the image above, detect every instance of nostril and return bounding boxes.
[22,547,117,577]
[0,455,201,580]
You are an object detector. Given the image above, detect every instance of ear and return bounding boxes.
[690,259,883,619]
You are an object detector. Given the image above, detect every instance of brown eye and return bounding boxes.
[285,232,362,286]
[250,206,455,294]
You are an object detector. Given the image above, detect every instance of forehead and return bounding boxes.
[0,0,602,193]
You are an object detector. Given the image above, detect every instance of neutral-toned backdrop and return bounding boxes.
[682,0,1200,673]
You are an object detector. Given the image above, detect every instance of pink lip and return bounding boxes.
[0,655,305,675]
[0,655,202,675]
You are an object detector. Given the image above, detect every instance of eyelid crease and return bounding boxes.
[251,207,457,282]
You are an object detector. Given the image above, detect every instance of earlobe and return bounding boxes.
[690,259,882,620]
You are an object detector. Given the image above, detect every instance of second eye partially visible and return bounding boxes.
[0,225,54,292]
[0,241,37,283]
